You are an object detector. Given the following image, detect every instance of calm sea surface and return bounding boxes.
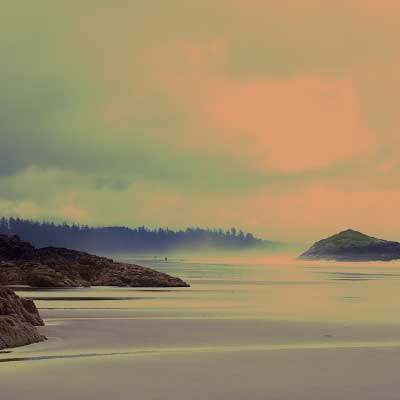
[2,254,400,399]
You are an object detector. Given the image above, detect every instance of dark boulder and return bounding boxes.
[0,287,45,350]
[0,235,36,261]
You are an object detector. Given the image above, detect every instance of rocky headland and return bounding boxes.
[299,229,400,262]
[0,234,189,288]
[0,287,45,350]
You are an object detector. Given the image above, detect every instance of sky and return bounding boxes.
[1,1,400,242]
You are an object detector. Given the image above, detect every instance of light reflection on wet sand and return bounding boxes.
[2,254,400,399]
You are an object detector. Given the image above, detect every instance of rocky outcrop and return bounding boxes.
[299,229,400,262]
[0,234,36,260]
[0,287,45,350]
[0,235,189,288]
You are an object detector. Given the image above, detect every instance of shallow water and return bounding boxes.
[2,254,400,399]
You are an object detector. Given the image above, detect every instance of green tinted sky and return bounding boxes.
[1,1,400,241]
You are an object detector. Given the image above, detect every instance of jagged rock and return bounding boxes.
[0,287,45,350]
[299,229,400,262]
[0,234,189,288]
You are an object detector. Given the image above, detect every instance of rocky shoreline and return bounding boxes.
[0,233,190,349]
[0,234,189,288]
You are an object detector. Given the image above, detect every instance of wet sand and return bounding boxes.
[2,255,400,399]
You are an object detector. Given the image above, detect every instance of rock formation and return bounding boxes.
[0,287,45,350]
[299,229,400,262]
[0,234,189,287]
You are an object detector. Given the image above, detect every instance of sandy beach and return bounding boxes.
[2,255,400,399]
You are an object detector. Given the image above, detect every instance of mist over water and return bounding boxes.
[2,253,400,399]
[115,253,400,323]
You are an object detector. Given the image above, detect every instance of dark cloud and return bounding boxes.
[0,0,399,239]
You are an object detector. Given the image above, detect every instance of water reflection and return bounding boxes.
[12,254,400,323]
[4,254,400,399]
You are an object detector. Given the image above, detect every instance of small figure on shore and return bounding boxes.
[164,257,168,262]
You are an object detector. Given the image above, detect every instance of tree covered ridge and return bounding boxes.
[0,217,269,253]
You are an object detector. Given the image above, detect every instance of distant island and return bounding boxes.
[299,229,400,262]
[0,217,275,254]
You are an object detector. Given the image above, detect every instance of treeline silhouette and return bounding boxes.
[0,217,268,253]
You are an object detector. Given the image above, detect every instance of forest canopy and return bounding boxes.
[0,217,271,254]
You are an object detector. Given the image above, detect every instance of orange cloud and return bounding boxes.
[203,75,376,172]
[61,204,91,222]
[151,40,377,173]
[234,184,400,242]
[3,0,400,241]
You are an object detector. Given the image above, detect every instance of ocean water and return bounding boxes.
[2,254,400,399]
